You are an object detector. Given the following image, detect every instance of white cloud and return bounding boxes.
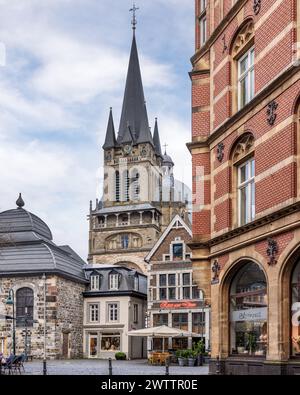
[0,0,194,259]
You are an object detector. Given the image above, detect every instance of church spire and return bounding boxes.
[117,27,153,147]
[103,108,117,150]
[153,118,163,157]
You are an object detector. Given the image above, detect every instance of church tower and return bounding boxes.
[88,13,189,273]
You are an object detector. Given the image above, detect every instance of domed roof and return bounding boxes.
[0,194,53,240]
[162,152,174,166]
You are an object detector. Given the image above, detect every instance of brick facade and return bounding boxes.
[188,0,300,375]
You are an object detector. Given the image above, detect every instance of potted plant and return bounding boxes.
[193,340,205,366]
[115,352,126,360]
[187,349,196,367]
[176,350,188,366]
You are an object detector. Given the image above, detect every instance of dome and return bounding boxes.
[162,153,174,167]
[0,195,53,240]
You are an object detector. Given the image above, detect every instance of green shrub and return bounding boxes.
[115,352,126,360]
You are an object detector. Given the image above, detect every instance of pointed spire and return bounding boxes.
[117,34,153,147]
[153,118,163,157]
[16,193,25,209]
[103,108,117,150]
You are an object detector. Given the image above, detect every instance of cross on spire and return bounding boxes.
[163,143,168,155]
[130,3,139,31]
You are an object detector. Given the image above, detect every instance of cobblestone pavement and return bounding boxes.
[21,359,209,375]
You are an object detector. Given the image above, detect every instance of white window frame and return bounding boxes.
[238,47,255,110]
[108,303,119,322]
[200,0,207,13]
[109,273,119,290]
[91,275,100,291]
[200,16,207,46]
[238,157,255,226]
[89,303,100,323]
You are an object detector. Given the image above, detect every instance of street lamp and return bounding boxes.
[5,289,16,355]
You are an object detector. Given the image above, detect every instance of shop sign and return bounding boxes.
[159,302,198,309]
[231,307,267,322]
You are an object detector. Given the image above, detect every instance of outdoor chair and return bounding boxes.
[12,355,24,374]
[2,354,15,375]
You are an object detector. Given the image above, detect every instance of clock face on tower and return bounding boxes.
[123,144,132,155]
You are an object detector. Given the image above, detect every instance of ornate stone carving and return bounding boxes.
[212,260,221,284]
[232,133,255,164]
[105,151,112,162]
[267,238,279,265]
[253,0,262,15]
[267,100,278,126]
[217,142,225,162]
[232,21,254,58]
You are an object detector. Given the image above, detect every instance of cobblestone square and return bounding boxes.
[21,359,209,376]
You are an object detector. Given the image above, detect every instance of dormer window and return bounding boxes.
[91,274,100,291]
[134,275,139,291]
[109,273,120,290]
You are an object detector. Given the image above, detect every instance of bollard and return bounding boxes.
[216,356,221,375]
[108,358,113,376]
[165,357,169,376]
[43,359,47,375]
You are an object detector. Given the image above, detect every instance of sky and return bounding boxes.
[0,0,195,260]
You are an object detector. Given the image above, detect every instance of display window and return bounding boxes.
[101,333,121,351]
[230,262,267,356]
[291,261,300,357]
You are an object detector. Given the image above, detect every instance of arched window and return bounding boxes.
[123,170,130,202]
[231,133,255,227]
[230,262,267,356]
[115,171,120,203]
[231,20,255,112]
[16,287,34,327]
[291,261,300,357]
[131,169,140,201]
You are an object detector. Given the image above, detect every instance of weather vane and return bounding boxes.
[130,3,139,31]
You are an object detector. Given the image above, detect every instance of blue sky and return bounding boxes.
[0,0,194,259]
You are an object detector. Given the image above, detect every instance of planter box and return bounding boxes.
[188,358,196,367]
[178,357,187,367]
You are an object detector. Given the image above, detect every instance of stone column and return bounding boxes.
[188,311,193,349]
[128,213,131,226]
[116,214,119,227]
[152,211,155,224]
[104,215,108,228]
[139,211,143,225]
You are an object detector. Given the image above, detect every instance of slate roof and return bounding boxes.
[0,208,53,240]
[84,265,147,296]
[93,203,160,215]
[102,107,118,150]
[117,34,154,147]
[153,118,163,157]
[0,201,87,283]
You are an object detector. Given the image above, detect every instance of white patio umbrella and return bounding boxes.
[127,325,200,352]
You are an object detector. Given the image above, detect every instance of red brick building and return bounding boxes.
[188,0,300,374]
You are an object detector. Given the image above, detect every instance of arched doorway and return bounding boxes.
[229,261,268,357]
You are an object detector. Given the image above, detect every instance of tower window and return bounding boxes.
[115,171,120,203]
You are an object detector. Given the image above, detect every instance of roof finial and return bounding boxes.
[163,143,168,155]
[130,3,139,32]
[16,193,25,209]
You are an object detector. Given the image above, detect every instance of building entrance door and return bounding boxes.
[62,333,69,359]
[89,334,98,358]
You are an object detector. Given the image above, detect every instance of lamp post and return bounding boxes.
[5,289,16,355]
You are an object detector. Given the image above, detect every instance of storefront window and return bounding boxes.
[192,312,205,335]
[172,313,188,331]
[153,338,168,351]
[172,337,188,350]
[153,314,168,326]
[291,261,300,357]
[230,262,267,356]
[101,333,120,351]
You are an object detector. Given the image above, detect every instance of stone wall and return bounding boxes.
[0,274,85,359]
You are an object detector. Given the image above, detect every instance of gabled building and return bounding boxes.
[145,215,210,352]
[88,25,191,274]
[83,265,147,359]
